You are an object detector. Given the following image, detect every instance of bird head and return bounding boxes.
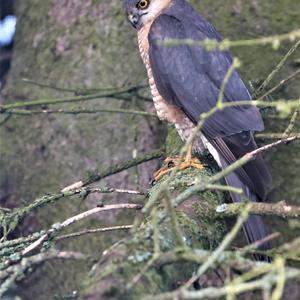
[123,0,171,30]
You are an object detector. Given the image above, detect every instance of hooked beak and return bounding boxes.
[128,11,148,29]
[128,13,140,28]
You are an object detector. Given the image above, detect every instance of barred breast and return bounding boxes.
[137,23,205,152]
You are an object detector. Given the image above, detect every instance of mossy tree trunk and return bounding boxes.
[0,0,300,299]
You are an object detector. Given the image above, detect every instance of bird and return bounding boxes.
[123,0,272,258]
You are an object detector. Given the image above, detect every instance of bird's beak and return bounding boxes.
[128,13,140,28]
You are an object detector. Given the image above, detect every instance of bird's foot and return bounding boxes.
[180,155,204,171]
[153,155,203,181]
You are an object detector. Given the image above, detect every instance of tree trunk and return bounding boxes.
[0,0,300,299]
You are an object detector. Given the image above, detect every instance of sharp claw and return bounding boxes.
[153,155,204,181]
[153,168,172,181]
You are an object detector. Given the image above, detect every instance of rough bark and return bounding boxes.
[0,0,300,299]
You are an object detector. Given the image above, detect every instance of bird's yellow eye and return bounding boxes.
[138,0,149,9]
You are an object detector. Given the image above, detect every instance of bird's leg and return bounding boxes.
[153,157,180,180]
[153,144,204,181]
[180,144,203,170]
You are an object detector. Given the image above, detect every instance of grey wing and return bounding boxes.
[148,14,271,199]
[208,133,271,199]
[148,14,264,137]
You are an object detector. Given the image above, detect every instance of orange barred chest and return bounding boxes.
[137,24,205,152]
[137,24,185,124]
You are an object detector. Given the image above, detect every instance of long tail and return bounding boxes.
[224,166,270,261]
[200,135,270,261]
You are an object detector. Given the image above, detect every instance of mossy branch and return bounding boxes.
[0,251,87,297]
[215,201,300,219]
[162,29,300,50]
[0,149,163,235]
[0,85,150,111]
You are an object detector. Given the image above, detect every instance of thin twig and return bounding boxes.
[255,40,300,97]
[62,148,163,192]
[162,29,300,50]
[205,184,243,195]
[283,110,299,137]
[238,232,281,253]
[163,189,185,248]
[256,133,300,139]
[259,68,300,99]
[56,225,133,241]
[0,231,45,251]
[1,107,157,118]
[271,257,286,300]
[128,208,161,288]
[22,78,148,96]
[84,187,146,196]
[21,204,141,256]
[184,204,251,288]
[0,150,161,237]
[145,269,299,300]
[0,115,11,127]
[0,85,150,111]
[173,137,296,209]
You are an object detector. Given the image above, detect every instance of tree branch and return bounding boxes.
[1,107,157,118]
[216,201,300,219]
[62,148,163,192]
[21,204,141,256]
[0,251,87,297]
[0,150,162,235]
[55,225,133,241]
[255,40,300,97]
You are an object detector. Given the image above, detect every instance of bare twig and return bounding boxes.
[283,110,299,137]
[56,225,133,241]
[0,84,150,111]
[22,79,148,96]
[62,148,163,192]
[0,115,11,127]
[0,150,160,236]
[128,208,161,288]
[184,204,251,288]
[89,187,146,195]
[205,184,243,195]
[256,133,300,139]
[259,68,300,99]
[271,257,286,300]
[21,204,141,256]
[255,40,300,97]
[1,107,157,118]
[162,29,300,50]
[239,232,281,253]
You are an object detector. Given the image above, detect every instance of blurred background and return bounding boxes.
[0,0,300,299]
[0,0,16,90]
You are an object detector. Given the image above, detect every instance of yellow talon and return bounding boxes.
[153,145,203,181]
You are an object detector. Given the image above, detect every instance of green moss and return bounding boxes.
[165,126,184,156]
[2,0,300,298]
